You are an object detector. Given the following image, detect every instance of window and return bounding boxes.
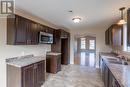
[80,38,86,49]
[89,40,95,50]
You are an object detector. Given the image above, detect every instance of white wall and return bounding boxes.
[0,9,58,87]
[70,27,112,66]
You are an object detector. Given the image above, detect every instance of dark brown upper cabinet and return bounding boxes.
[45,26,54,34]
[112,25,123,46]
[7,15,26,45]
[127,8,130,46]
[26,20,39,45]
[105,29,110,45]
[59,29,69,38]
[105,24,123,46]
[7,15,39,45]
[7,14,55,45]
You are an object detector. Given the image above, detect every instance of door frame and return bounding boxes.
[74,35,96,67]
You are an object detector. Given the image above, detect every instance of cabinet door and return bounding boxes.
[46,57,51,72]
[26,20,32,44]
[102,62,105,82]
[15,15,27,45]
[26,21,39,45]
[109,71,120,87]
[47,27,54,34]
[42,26,48,32]
[31,22,39,44]
[105,29,110,45]
[109,28,113,45]
[36,61,45,86]
[57,55,61,71]
[60,30,68,38]
[127,8,130,46]
[22,65,34,87]
[104,64,109,87]
[112,26,122,46]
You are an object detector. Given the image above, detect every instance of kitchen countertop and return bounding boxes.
[6,55,46,68]
[100,53,130,87]
[108,64,130,87]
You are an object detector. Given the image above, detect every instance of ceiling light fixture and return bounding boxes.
[118,7,126,25]
[72,18,81,23]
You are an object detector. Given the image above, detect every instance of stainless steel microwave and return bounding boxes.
[39,32,53,44]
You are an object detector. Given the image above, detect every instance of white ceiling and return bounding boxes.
[15,0,130,30]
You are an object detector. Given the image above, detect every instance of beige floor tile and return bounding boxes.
[42,64,104,87]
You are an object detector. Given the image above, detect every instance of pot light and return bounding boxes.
[118,7,126,25]
[72,18,81,23]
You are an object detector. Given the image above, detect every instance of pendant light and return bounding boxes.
[118,7,126,25]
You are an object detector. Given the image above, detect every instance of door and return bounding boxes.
[61,38,70,65]
[74,36,96,67]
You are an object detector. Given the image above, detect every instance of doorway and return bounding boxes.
[74,36,96,67]
[61,38,69,65]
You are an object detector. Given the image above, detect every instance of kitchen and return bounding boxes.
[0,0,130,87]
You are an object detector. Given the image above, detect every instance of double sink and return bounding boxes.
[106,57,129,65]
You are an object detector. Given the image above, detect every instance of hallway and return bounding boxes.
[74,52,96,67]
[74,36,96,67]
[42,65,104,87]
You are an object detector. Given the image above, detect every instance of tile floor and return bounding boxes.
[42,65,104,87]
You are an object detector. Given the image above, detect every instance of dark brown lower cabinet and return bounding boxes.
[22,65,34,87]
[100,59,121,87]
[36,61,45,86]
[7,60,45,87]
[104,64,109,87]
[101,61,109,87]
[46,54,61,74]
[22,61,45,87]
[109,71,120,87]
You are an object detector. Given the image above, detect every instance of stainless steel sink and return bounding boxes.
[106,58,129,65]
[108,61,128,65]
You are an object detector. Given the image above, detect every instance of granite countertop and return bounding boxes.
[100,53,130,87]
[46,52,61,56]
[6,55,46,68]
[108,64,130,87]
